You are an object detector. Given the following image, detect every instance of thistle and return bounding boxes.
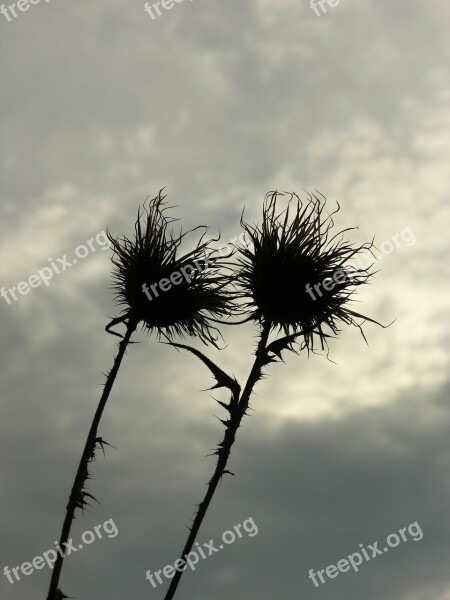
[236,190,380,354]
[163,191,383,600]
[46,191,233,600]
[106,189,234,347]
[46,190,383,600]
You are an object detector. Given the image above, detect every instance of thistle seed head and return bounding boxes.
[107,190,234,347]
[236,191,378,351]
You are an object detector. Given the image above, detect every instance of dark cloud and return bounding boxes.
[1,1,449,599]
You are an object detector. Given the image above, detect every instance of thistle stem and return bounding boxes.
[46,317,138,600]
[163,321,271,600]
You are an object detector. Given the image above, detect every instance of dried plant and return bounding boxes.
[46,190,384,600]
[46,190,233,600]
[162,191,385,599]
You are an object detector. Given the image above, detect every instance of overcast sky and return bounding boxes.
[1,1,450,599]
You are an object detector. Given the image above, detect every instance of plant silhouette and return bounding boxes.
[46,190,234,600]
[46,190,384,600]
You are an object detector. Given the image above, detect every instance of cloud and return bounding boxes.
[0,1,449,598]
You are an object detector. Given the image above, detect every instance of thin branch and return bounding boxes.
[163,321,271,600]
[46,316,138,600]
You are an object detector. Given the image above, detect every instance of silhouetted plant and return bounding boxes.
[162,191,384,600]
[46,190,234,600]
[46,190,383,600]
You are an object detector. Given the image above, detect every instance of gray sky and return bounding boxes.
[1,1,449,599]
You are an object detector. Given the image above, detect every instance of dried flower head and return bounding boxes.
[236,191,380,352]
[107,190,233,346]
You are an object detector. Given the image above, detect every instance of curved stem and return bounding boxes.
[163,321,271,600]
[46,317,138,600]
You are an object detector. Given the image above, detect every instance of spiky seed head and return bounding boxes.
[107,190,234,347]
[236,191,378,352]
